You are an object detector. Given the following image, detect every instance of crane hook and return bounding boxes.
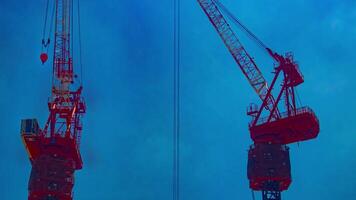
[40,38,50,64]
[40,53,48,64]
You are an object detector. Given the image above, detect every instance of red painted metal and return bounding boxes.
[250,107,319,144]
[247,144,291,191]
[21,0,85,200]
[40,53,48,64]
[197,0,276,112]
[197,0,320,198]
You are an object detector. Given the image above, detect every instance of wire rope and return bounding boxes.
[213,0,271,54]
[77,0,83,85]
[173,0,181,199]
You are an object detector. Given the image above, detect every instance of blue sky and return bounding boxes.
[0,0,355,199]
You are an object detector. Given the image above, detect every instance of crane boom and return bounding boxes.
[197,0,274,110]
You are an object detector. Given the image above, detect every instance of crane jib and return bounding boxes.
[197,0,275,111]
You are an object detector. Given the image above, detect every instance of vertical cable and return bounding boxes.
[251,190,256,200]
[42,0,51,53]
[52,0,59,86]
[49,1,55,38]
[173,0,180,200]
[70,0,73,58]
[77,0,83,85]
[42,0,50,41]
[46,1,55,55]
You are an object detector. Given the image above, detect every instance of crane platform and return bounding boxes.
[249,107,319,144]
[21,119,83,170]
[21,119,81,200]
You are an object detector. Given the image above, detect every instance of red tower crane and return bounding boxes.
[21,0,86,199]
[197,0,320,199]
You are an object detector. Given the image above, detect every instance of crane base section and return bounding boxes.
[262,190,281,200]
[21,119,82,200]
[250,107,319,144]
[21,119,83,170]
[247,144,291,191]
[28,155,75,200]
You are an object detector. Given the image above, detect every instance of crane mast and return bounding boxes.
[53,0,73,93]
[197,0,319,199]
[21,0,86,199]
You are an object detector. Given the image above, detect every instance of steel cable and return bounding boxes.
[173,0,181,199]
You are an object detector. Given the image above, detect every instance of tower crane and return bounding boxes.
[21,0,86,199]
[197,0,320,199]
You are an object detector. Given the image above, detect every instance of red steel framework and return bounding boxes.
[21,0,86,199]
[197,0,320,199]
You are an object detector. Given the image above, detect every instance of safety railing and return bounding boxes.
[250,106,318,127]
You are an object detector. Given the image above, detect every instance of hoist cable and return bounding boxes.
[48,1,55,42]
[77,0,84,85]
[42,1,55,53]
[71,0,74,57]
[42,0,50,40]
[41,0,50,52]
[173,0,181,200]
